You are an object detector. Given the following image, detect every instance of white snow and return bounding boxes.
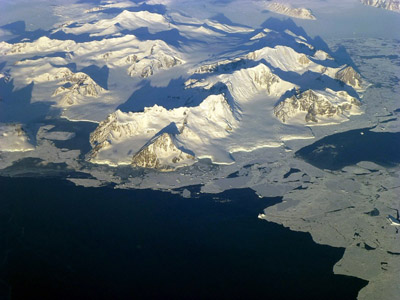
[264,2,316,20]
[0,123,34,152]
[360,0,400,13]
[89,94,238,166]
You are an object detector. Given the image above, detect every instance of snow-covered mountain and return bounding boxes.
[126,41,183,78]
[58,10,171,36]
[360,0,400,12]
[131,133,195,171]
[264,2,316,20]
[187,62,295,102]
[185,39,363,119]
[82,10,365,170]
[50,70,106,106]
[88,94,237,167]
[335,66,362,89]
[1,36,76,55]
[274,89,362,124]
[0,5,365,170]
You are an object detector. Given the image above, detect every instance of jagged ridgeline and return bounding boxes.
[0,7,365,171]
[360,0,400,13]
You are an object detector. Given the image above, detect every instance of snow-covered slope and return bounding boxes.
[53,74,106,106]
[0,123,34,152]
[54,9,253,38]
[188,62,295,102]
[60,10,171,36]
[2,36,76,55]
[88,94,237,168]
[126,41,183,78]
[0,5,364,170]
[265,2,316,20]
[184,41,363,126]
[89,28,364,168]
[247,45,328,74]
[12,62,106,107]
[1,32,186,120]
[360,0,400,12]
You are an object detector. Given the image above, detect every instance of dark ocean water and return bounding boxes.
[296,128,400,170]
[0,176,367,300]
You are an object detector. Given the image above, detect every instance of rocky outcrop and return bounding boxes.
[89,110,138,149]
[274,89,361,123]
[54,77,105,106]
[194,58,244,74]
[335,66,362,89]
[188,62,295,101]
[128,43,183,78]
[360,0,400,12]
[131,132,195,171]
[87,94,237,166]
[50,71,105,106]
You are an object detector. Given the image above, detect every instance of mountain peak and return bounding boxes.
[116,10,169,24]
[52,71,106,106]
[265,2,316,20]
[360,0,400,12]
[335,66,362,89]
[131,132,195,171]
[274,89,361,124]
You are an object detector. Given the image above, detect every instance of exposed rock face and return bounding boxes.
[131,132,195,171]
[298,54,311,65]
[4,36,76,55]
[188,62,295,101]
[50,71,105,106]
[360,0,400,12]
[87,94,237,166]
[89,110,137,150]
[127,43,183,78]
[240,63,285,96]
[54,76,105,106]
[274,89,361,123]
[194,58,244,74]
[128,54,182,78]
[335,66,362,89]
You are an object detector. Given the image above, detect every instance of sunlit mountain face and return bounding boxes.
[360,0,400,12]
[0,1,399,299]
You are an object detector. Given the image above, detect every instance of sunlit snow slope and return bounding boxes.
[0,4,365,170]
